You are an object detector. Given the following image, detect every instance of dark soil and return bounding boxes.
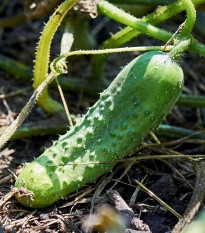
[0,1,205,232]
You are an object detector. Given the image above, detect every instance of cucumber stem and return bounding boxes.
[97,1,195,60]
[169,39,191,61]
[92,0,204,78]
[98,1,173,42]
[168,0,196,59]
[180,0,196,36]
[190,40,205,56]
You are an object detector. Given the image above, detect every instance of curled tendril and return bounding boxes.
[50,59,68,76]
[50,46,175,77]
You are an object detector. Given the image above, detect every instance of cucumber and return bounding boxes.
[15,51,184,208]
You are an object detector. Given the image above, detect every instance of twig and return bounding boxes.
[7,169,17,181]
[134,179,182,219]
[0,187,34,208]
[129,176,146,206]
[161,22,185,51]
[0,174,13,185]
[107,159,137,192]
[0,72,56,149]
[0,87,31,99]
[55,18,75,127]
[0,188,18,208]
[149,131,161,144]
[2,99,14,123]
[55,77,73,127]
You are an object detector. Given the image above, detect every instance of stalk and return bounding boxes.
[98,1,172,42]
[92,0,205,78]
[33,0,80,115]
[180,0,196,36]
[169,39,191,61]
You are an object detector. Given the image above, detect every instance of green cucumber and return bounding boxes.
[15,51,184,208]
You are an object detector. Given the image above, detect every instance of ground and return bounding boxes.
[0,1,205,232]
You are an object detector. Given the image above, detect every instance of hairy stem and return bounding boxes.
[190,39,205,56]
[180,0,196,36]
[169,38,191,60]
[92,0,205,78]
[33,0,80,115]
[50,46,174,75]
[98,1,173,42]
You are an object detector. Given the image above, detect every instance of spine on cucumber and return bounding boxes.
[15,51,184,208]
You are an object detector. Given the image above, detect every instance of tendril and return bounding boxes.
[50,45,174,75]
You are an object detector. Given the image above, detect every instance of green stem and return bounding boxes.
[112,4,153,18]
[190,39,205,56]
[169,38,191,60]
[176,95,205,108]
[97,0,196,61]
[92,0,205,78]
[62,15,96,50]
[0,115,76,140]
[180,0,196,36]
[0,13,27,28]
[157,124,205,140]
[98,1,204,59]
[167,0,196,59]
[98,1,173,42]
[33,0,80,115]
[0,54,32,80]
[1,119,205,141]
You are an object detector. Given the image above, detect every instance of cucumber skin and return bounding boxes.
[15,51,184,208]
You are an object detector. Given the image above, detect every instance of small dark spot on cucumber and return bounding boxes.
[61,156,69,164]
[118,135,123,140]
[77,137,83,144]
[62,142,67,148]
[110,132,116,137]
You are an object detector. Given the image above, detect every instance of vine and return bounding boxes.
[92,0,205,78]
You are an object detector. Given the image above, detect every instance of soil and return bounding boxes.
[0,1,205,232]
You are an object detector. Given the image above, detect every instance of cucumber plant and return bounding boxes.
[0,0,203,208]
